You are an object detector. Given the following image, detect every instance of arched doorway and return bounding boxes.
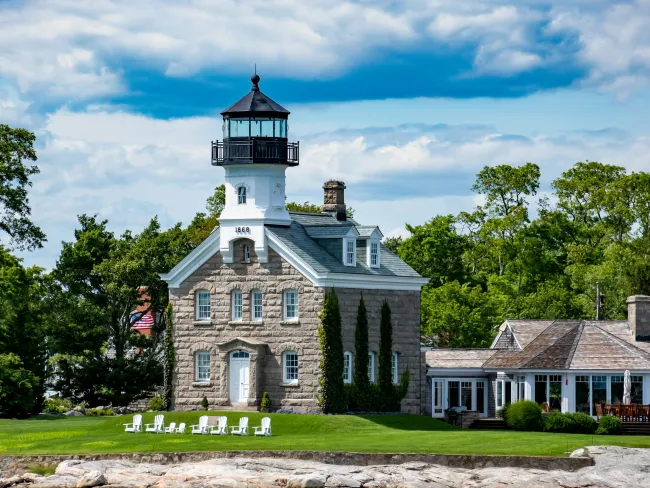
[229,350,250,402]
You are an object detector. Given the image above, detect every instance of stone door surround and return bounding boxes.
[216,337,266,406]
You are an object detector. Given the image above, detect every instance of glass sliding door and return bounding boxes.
[534,374,547,404]
[549,375,562,411]
[448,381,460,408]
[461,381,472,410]
[477,381,486,416]
[592,376,607,415]
[611,375,624,404]
[575,375,591,415]
[632,375,644,404]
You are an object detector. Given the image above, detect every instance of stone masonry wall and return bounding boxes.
[169,239,325,412]
[337,289,422,414]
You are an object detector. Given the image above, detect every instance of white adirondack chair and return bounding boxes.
[191,415,209,434]
[123,414,142,433]
[210,416,228,435]
[145,414,165,434]
[176,422,186,434]
[253,417,272,436]
[230,417,249,436]
[164,422,177,434]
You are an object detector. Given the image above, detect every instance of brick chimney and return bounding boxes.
[627,295,650,341]
[322,180,346,221]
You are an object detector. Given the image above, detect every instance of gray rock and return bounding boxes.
[75,470,106,488]
[63,410,84,417]
[286,474,328,488]
[569,448,591,458]
[325,474,362,487]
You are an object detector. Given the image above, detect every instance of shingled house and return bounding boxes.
[425,296,650,418]
[161,75,428,412]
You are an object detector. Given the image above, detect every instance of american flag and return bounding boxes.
[132,312,155,330]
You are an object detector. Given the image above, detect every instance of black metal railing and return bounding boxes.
[211,139,299,165]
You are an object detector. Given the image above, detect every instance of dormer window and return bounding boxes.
[237,186,247,205]
[343,238,356,267]
[368,240,380,268]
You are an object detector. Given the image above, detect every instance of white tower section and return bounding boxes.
[213,73,298,264]
[218,164,291,263]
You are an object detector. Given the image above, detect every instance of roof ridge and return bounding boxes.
[520,320,580,369]
[564,321,585,369]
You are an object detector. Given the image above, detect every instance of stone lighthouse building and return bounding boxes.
[161,75,428,413]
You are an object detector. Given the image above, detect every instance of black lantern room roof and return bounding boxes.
[221,74,290,118]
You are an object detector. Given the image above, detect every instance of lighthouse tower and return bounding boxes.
[211,74,299,263]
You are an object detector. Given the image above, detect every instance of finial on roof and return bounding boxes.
[251,65,260,91]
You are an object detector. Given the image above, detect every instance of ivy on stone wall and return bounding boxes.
[163,303,175,411]
[317,289,346,414]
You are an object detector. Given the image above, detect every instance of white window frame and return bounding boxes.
[368,352,376,383]
[252,290,263,321]
[232,289,243,321]
[195,290,211,321]
[496,379,505,409]
[368,240,380,268]
[195,351,211,382]
[284,289,299,321]
[242,244,251,263]
[343,238,356,267]
[283,351,299,384]
[391,352,398,384]
[237,185,247,205]
[343,351,353,384]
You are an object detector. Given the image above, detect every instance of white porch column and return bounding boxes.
[564,374,574,413]
[471,381,477,411]
[525,374,534,400]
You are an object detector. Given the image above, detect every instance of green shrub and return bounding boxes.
[597,415,623,435]
[566,412,597,434]
[318,289,346,414]
[148,395,164,411]
[200,395,209,411]
[86,407,114,417]
[543,411,574,433]
[42,398,69,415]
[0,353,39,417]
[260,392,272,412]
[505,401,543,431]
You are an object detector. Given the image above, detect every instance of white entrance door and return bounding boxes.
[432,379,444,417]
[229,351,250,402]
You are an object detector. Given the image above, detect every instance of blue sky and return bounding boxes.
[2,0,650,268]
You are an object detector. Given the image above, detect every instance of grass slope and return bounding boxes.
[1,412,649,457]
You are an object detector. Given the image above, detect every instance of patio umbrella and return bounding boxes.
[623,369,632,404]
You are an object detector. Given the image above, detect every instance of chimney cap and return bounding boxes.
[323,180,345,189]
[627,295,650,303]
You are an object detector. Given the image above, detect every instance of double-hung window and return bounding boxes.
[343,351,353,384]
[252,290,263,321]
[237,186,247,204]
[391,352,398,384]
[283,351,299,384]
[284,290,298,320]
[243,244,251,263]
[343,238,356,266]
[369,241,380,268]
[232,290,243,321]
[196,351,211,382]
[196,290,211,321]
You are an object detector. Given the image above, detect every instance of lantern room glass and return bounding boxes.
[224,117,287,138]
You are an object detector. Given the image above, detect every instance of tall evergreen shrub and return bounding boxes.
[318,289,346,413]
[378,300,393,397]
[163,303,175,410]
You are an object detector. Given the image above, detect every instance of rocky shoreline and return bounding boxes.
[0,446,646,487]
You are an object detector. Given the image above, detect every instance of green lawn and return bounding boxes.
[1,412,650,457]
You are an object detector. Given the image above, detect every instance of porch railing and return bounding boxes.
[211,139,299,165]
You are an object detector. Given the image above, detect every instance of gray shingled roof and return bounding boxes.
[429,319,650,372]
[356,226,381,237]
[304,225,357,239]
[264,213,421,277]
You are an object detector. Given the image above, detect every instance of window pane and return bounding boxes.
[232,290,243,320]
[368,353,374,382]
[632,376,644,404]
[346,240,355,265]
[497,381,503,408]
[197,290,211,320]
[238,186,247,205]
[434,381,443,414]
[285,352,298,381]
[285,290,298,319]
[231,119,249,137]
[252,291,263,320]
[261,119,274,137]
[611,376,624,404]
[477,381,485,414]
[575,376,590,414]
[391,353,398,384]
[461,381,472,409]
[370,242,378,266]
[251,118,262,137]
[535,375,547,405]
[343,353,351,382]
[592,376,606,414]
[517,376,526,401]
[197,351,210,381]
[448,381,460,408]
[549,376,562,411]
